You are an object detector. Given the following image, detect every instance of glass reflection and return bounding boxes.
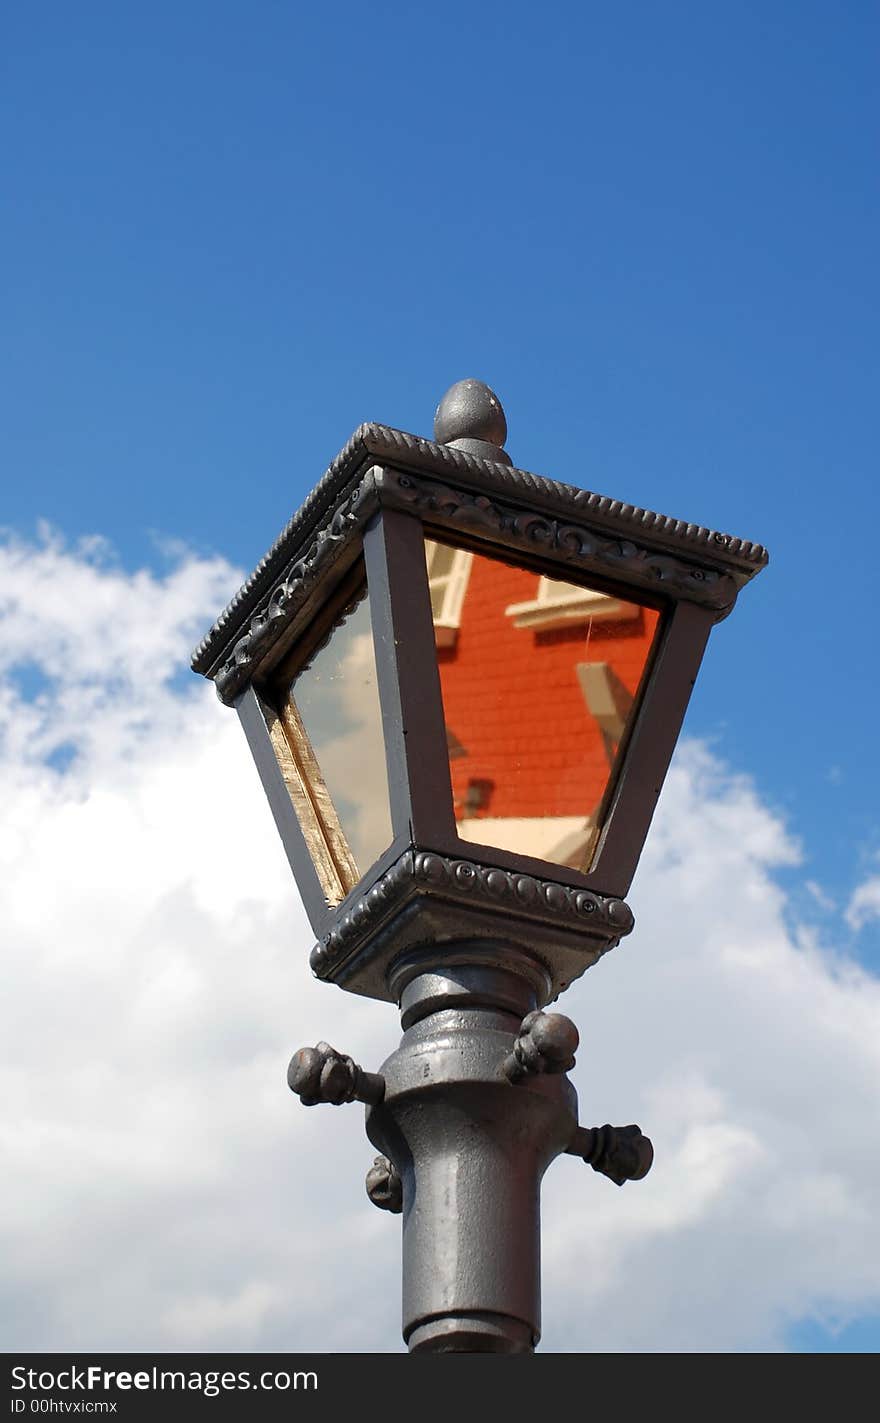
[271,588,393,903]
[425,538,661,874]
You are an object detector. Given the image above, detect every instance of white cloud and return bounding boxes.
[1,529,879,1353]
[805,879,836,913]
[846,868,880,932]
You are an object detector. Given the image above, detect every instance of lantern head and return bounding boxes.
[192,381,767,1004]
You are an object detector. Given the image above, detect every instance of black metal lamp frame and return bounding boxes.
[193,381,767,1353]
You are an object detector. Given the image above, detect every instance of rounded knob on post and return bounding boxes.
[504,1010,579,1083]
[366,1155,403,1214]
[433,379,512,464]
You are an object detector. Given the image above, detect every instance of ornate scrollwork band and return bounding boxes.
[378,466,738,612]
[211,474,379,702]
[200,448,758,702]
[309,848,634,983]
[193,423,767,698]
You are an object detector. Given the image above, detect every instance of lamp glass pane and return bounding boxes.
[274,587,393,901]
[425,537,662,874]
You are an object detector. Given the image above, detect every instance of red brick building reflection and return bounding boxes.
[427,541,660,871]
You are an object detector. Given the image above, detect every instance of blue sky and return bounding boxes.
[2,2,878,1353]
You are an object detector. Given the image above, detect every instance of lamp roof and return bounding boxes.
[192,384,768,685]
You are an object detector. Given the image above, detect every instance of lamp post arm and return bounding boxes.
[287,1042,385,1107]
[567,1122,654,1186]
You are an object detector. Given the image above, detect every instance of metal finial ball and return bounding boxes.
[434,379,507,450]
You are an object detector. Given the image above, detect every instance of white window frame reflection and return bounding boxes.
[425,540,473,648]
[504,575,640,630]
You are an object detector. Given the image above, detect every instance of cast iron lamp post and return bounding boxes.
[192,380,767,1353]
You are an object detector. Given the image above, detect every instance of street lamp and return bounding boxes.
[192,379,767,1353]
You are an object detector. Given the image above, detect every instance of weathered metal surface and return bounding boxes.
[365,994,578,1352]
[288,954,654,1351]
